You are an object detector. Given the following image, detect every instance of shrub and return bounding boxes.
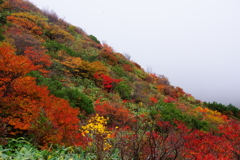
[98,44,119,66]
[77,61,96,79]
[89,34,100,44]
[159,102,210,131]
[98,51,119,66]
[43,39,76,56]
[3,0,40,12]
[131,61,142,69]
[95,101,134,126]
[7,27,45,55]
[122,64,133,72]
[28,71,94,115]
[67,25,86,36]
[133,68,148,79]
[154,74,170,85]
[114,81,132,100]
[7,12,48,35]
[76,91,94,115]
[0,6,10,24]
[132,81,150,103]
[163,95,176,103]
[90,61,108,75]
[94,73,122,92]
[45,25,74,43]
[112,66,126,78]
[24,47,52,70]
[0,25,5,41]
[80,114,113,159]
[0,43,85,147]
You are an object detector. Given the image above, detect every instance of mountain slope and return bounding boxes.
[0,0,240,159]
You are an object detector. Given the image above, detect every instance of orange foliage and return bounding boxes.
[122,64,133,72]
[157,84,165,93]
[53,51,82,76]
[95,101,134,126]
[2,76,85,147]
[102,43,114,53]
[24,47,52,70]
[7,12,48,35]
[149,97,158,104]
[0,42,36,96]
[0,42,85,147]
[98,44,119,65]
[187,106,228,125]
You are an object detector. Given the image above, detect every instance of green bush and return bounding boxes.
[28,71,94,114]
[89,34,100,44]
[77,92,95,115]
[133,68,147,79]
[42,39,76,56]
[114,81,132,100]
[0,10,10,24]
[0,25,5,41]
[157,102,210,131]
[112,66,126,78]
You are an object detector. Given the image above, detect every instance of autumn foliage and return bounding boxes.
[0,42,85,147]
[93,73,122,91]
[7,12,48,35]
[1,1,240,159]
[95,101,134,126]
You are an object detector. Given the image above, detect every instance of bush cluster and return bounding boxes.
[29,71,94,114]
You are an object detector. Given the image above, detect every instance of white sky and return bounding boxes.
[29,0,240,107]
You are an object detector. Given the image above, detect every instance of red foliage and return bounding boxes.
[163,96,175,103]
[122,64,133,72]
[149,97,158,103]
[141,120,236,159]
[24,47,52,72]
[93,72,122,91]
[7,13,43,35]
[218,120,240,158]
[95,101,134,126]
[98,44,119,65]
[0,42,86,147]
[175,86,185,97]
[122,99,135,103]
[183,129,232,159]
[131,61,142,69]
[0,42,37,97]
[102,43,114,53]
[163,85,179,98]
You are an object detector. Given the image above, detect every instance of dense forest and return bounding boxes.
[0,0,240,159]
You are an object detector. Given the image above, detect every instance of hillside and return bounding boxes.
[0,0,240,159]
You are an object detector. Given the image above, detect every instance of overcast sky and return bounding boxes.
[29,0,240,107]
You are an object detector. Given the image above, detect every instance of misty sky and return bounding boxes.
[29,0,240,107]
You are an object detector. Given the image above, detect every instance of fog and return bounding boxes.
[29,0,240,107]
